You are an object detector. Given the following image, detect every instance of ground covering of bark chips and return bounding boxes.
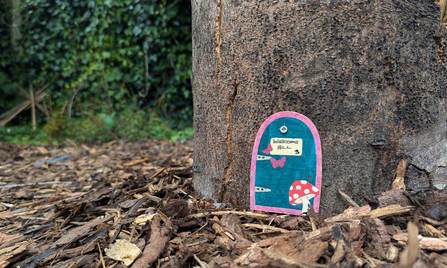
[1,140,447,268]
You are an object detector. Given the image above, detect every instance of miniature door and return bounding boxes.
[250,112,322,215]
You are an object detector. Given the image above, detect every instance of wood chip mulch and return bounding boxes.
[0,140,447,268]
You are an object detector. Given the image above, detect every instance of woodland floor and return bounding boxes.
[0,140,446,268]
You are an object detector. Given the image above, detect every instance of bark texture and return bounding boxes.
[192,0,447,215]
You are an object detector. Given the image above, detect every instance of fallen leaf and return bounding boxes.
[105,239,142,266]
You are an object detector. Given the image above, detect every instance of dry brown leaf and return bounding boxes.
[386,245,399,262]
[105,239,142,266]
[134,214,156,226]
[36,147,49,154]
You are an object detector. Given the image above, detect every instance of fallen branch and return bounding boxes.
[15,83,51,118]
[0,84,49,126]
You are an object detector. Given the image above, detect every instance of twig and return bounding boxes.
[15,82,50,117]
[143,193,162,203]
[338,189,359,207]
[68,75,86,120]
[187,211,274,219]
[193,254,211,268]
[364,204,413,219]
[420,216,447,226]
[139,43,150,98]
[98,242,106,268]
[309,217,317,231]
[65,137,78,147]
[42,98,49,117]
[407,175,447,182]
[150,165,171,180]
[25,232,61,246]
[49,94,53,115]
[61,101,68,114]
[0,86,48,126]
[105,127,120,141]
[30,85,36,130]
[186,220,208,237]
[398,222,419,268]
[242,223,295,234]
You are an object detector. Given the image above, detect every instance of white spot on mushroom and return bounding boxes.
[296,185,301,190]
[301,180,307,184]
[290,186,293,190]
[304,189,310,194]
[291,204,296,206]
[289,196,292,201]
[295,199,301,204]
[312,186,318,192]
[293,193,299,199]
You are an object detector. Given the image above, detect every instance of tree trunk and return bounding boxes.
[192,0,447,215]
[11,0,23,55]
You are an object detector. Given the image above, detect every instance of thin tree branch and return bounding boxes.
[68,75,86,120]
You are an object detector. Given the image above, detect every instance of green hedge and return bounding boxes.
[0,0,192,127]
[0,2,23,115]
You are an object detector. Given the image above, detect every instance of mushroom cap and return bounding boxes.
[289,180,320,206]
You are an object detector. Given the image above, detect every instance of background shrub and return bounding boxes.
[0,0,192,143]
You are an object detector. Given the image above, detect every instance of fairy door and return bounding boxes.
[250,112,322,215]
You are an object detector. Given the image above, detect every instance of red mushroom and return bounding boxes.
[289,180,319,214]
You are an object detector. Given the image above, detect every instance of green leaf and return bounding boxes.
[99,113,115,130]
[102,51,111,58]
[107,68,123,82]
[132,26,142,36]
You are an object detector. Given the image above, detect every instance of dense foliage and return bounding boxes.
[0,2,23,114]
[0,0,192,143]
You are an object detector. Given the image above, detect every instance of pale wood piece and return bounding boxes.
[30,84,36,130]
[15,83,50,117]
[392,159,407,190]
[398,222,419,268]
[0,84,49,126]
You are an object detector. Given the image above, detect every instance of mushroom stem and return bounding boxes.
[302,197,309,214]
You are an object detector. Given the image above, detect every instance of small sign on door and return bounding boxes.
[250,111,322,215]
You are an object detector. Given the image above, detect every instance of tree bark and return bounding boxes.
[11,0,23,55]
[192,0,447,215]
